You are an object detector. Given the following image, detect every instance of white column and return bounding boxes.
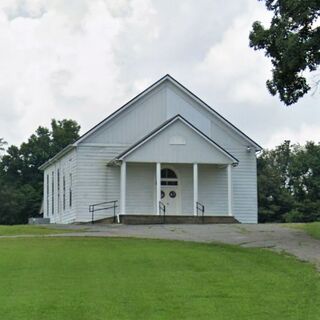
[156,163,161,215]
[227,164,233,216]
[193,163,198,216]
[119,161,127,222]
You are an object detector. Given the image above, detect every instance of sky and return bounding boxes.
[0,0,319,150]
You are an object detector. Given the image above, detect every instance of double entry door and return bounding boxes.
[160,168,180,215]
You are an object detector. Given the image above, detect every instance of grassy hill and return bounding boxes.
[0,237,319,320]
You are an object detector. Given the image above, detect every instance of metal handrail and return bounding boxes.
[196,201,205,223]
[159,201,166,224]
[89,200,118,224]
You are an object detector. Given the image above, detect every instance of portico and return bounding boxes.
[118,161,235,221]
[112,114,238,222]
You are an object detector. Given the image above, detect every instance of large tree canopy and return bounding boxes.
[249,0,320,105]
[0,119,80,224]
[258,140,320,222]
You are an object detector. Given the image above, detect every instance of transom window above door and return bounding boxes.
[161,168,178,186]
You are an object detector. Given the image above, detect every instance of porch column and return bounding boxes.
[227,164,233,216]
[156,163,161,215]
[119,161,127,222]
[193,163,198,216]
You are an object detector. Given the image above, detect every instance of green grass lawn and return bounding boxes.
[285,222,320,240]
[0,237,319,320]
[0,225,78,236]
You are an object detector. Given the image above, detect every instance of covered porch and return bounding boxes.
[107,115,239,224]
[117,161,237,223]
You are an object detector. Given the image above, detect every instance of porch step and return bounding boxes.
[92,216,116,224]
[119,215,239,225]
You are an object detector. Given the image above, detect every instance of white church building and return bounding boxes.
[39,75,262,224]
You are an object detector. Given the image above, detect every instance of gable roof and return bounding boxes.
[112,114,239,165]
[75,74,262,150]
[39,74,261,170]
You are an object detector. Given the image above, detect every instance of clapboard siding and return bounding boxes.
[167,83,211,136]
[125,120,234,164]
[43,149,77,224]
[230,150,258,223]
[173,164,228,215]
[76,145,127,222]
[199,165,228,215]
[126,163,156,214]
[178,164,193,214]
[166,82,251,149]
[165,81,258,222]
[81,84,167,145]
[168,81,258,221]
[166,81,257,219]
[80,81,254,150]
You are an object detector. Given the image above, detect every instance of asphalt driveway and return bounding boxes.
[47,223,320,270]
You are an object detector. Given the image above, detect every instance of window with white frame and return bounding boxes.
[51,171,54,215]
[63,174,66,211]
[69,173,72,208]
[57,169,60,214]
[46,174,49,216]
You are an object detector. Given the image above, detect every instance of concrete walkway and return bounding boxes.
[43,223,320,270]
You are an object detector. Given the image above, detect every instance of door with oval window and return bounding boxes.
[161,168,180,215]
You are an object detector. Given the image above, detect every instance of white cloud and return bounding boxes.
[0,0,137,144]
[0,0,319,149]
[195,1,272,104]
[265,124,320,149]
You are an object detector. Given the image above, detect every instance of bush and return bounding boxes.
[284,210,305,223]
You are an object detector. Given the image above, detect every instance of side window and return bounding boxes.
[63,175,66,211]
[51,171,54,215]
[69,173,72,208]
[57,169,60,213]
[46,174,49,216]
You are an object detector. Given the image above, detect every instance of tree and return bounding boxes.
[50,119,80,155]
[286,141,320,221]
[249,0,320,105]
[0,119,80,224]
[1,120,80,186]
[258,140,320,222]
[0,181,40,225]
[257,141,295,222]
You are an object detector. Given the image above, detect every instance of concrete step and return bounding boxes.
[119,215,239,225]
[92,216,116,224]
